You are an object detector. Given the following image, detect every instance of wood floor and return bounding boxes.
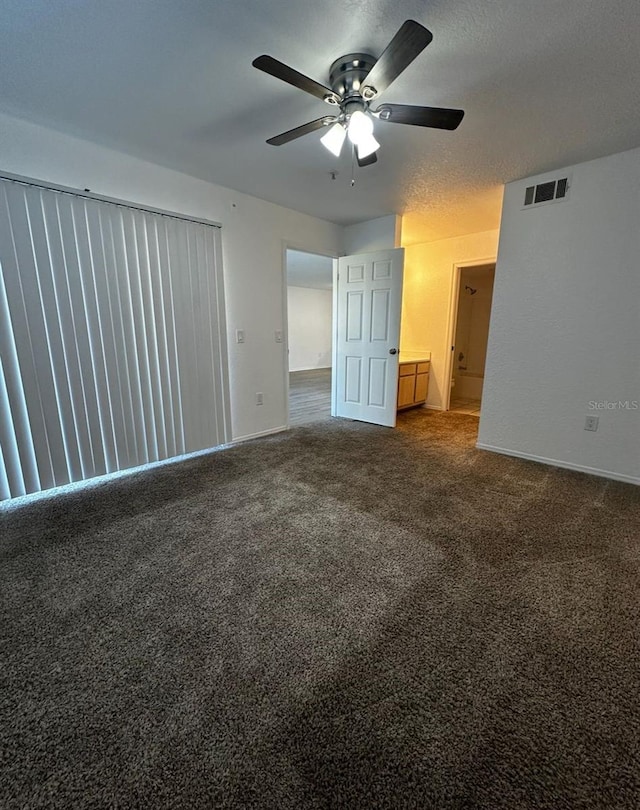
[289,368,482,425]
[289,368,332,426]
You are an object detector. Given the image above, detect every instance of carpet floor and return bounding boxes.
[1,410,639,809]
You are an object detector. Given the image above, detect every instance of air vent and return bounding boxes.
[523,176,570,208]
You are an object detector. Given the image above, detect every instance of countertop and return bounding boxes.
[398,353,431,365]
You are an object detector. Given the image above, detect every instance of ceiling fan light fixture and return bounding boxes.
[355,133,381,160]
[320,122,347,157]
[347,109,374,145]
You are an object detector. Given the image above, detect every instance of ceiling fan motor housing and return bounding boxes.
[329,53,377,102]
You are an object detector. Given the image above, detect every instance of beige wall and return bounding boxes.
[400,229,499,409]
[453,265,495,379]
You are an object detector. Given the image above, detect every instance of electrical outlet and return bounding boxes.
[584,415,599,432]
[256,392,263,406]
[236,329,245,344]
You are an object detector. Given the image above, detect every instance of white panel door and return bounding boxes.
[334,248,404,427]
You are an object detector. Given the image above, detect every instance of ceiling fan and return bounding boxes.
[252,20,464,167]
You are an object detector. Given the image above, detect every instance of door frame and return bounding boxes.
[281,241,339,428]
[444,256,496,412]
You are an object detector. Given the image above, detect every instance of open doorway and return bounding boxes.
[448,264,495,416]
[285,249,334,426]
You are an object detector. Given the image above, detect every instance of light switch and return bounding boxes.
[236,329,245,344]
[275,330,284,343]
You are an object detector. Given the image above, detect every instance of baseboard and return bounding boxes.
[232,426,288,443]
[423,404,443,411]
[475,442,640,486]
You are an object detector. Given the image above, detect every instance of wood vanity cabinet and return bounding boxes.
[397,360,430,410]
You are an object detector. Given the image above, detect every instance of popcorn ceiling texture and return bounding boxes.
[1,1,640,237]
[2,410,639,808]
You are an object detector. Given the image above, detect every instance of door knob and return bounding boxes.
[389,348,397,355]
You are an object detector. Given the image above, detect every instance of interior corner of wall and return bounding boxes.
[399,213,410,248]
[394,215,403,248]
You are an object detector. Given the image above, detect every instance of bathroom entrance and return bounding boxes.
[447,263,495,416]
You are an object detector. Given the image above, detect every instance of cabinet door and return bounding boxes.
[414,373,429,403]
[397,375,416,408]
[399,363,416,376]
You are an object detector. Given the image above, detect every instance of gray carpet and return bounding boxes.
[1,410,639,809]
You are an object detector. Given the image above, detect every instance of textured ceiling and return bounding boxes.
[1,1,640,242]
[286,249,334,290]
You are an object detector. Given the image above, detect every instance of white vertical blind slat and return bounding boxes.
[123,211,152,461]
[50,194,95,480]
[71,196,113,476]
[189,222,207,445]
[0,178,228,501]
[100,205,137,469]
[147,216,170,458]
[23,186,75,487]
[157,217,184,457]
[1,184,57,490]
[203,226,226,443]
[0,259,38,496]
[106,205,145,467]
[209,227,230,443]
[130,210,160,461]
[83,201,123,472]
[167,218,194,453]
[0,428,11,501]
[0,336,27,497]
[39,191,86,483]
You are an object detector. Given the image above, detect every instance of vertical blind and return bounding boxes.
[0,177,229,501]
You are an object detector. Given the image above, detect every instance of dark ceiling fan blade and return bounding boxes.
[361,20,433,99]
[252,55,340,104]
[357,151,378,167]
[376,104,464,130]
[266,117,333,146]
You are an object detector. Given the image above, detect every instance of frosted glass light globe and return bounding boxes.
[347,110,374,145]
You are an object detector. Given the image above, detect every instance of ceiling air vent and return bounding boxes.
[523,176,570,209]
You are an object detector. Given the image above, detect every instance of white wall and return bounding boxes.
[343,214,401,255]
[286,286,332,371]
[0,111,343,443]
[400,230,499,409]
[479,147,640,484]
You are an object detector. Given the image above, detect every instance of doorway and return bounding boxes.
[285,248,334,426]
[448,264,495,416]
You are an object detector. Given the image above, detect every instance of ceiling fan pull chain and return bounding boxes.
[351,144,356,187]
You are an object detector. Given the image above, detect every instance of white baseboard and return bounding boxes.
[476,442,640,486]
[232,426,288,443]
[423,404,443,411]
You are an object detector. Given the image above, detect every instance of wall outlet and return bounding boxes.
[236,329,245,344]
[584,415,599,432]
[256,392,263,406]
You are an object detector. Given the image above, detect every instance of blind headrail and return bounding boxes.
[0,170,222,229]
